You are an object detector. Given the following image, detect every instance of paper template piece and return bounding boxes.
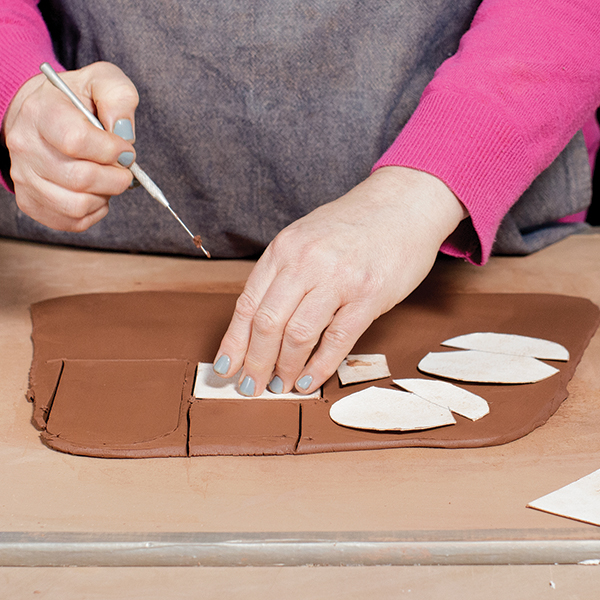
[329,386,456,432]
[337,354,391,385]
[442,332,569,362]
[418,350,559,384]
[193,363,321,400]
[393,378,489,421]
[528,468,600,527]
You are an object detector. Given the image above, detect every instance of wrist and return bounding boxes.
[2,73,47,143]
[369,165,468,242]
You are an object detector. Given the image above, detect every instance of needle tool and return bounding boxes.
[40,62,211,258]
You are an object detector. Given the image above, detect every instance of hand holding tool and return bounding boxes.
[40,62,210,258]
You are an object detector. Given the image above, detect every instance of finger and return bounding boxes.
[11,135,132,202]
[60,160,134,196]
[294,303,377,394]
[84,62,139,137]
[269,289,342,393]
[235,274,312,396]
[32,138,133,196]
[213,255,280,379]
[47,139,133,196]
[15,173,110,231]
[36,102,135,167]
[20,195,109,232]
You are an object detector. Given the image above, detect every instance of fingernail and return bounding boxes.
[213,354,231,375]
[268,376,284,394]
[297,375,313,390]
[113,119,134,141]
[128,178,141,189]
[239,376,255,397]
[118,151,134,167]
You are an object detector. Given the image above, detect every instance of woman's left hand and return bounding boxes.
[213,166,467,396]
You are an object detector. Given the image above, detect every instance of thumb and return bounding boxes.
[81,61,139,142]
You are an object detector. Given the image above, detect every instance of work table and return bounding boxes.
[1,232,600,595]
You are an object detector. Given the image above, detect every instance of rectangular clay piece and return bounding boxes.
[27,291,599,456]
[41,359,190,458]
[189,400,300,455]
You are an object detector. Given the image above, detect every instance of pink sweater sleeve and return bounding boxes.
[373,0,600,265]
[0,0,63,190]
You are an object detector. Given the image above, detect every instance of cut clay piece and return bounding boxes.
[329,386,456,432]
[418,350,559,384]
[528,468,600,527]
[337,354,391,385]
[42,359,190,457]
[393,378,489,421]
[442,332,569,361]
[193,363,321,400]
[189,400,300,456]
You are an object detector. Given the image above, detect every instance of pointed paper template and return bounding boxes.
[528,468,600,527]
[418,350,559,384]
[442,332,569,361]
[393,378,489,421]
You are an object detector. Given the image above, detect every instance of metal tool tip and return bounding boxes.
[193,235,211,258]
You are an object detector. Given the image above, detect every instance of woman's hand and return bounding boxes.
[214,165,468,396]
[2,62,139,231]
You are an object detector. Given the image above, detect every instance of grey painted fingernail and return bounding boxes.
[213,354,231,375]
[268,376,284,394]
[239,376,256,397]
[117,151,134,167]
[113,119,134,141]
[297,375,313,390]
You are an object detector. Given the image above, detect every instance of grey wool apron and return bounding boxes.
[0,0,591,257]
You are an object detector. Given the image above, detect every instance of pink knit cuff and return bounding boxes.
[373,91,537,265]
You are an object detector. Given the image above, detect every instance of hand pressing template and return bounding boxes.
[214,165,468,396]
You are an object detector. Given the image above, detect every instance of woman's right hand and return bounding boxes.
[2,61,139,231]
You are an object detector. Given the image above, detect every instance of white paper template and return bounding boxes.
[193,363,321,400]
[393,378,489,421]
[329,386,456,432]
[442,332,569,361]
[418,350,559,384]
[337,354,391,385]
[528,468,600,527]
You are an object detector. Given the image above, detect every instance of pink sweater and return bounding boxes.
[373,0,600,263]
[1,0,600,264]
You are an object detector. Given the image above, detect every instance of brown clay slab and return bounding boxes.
[28,291,599,456]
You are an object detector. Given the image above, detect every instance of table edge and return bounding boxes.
[2,530,600,566]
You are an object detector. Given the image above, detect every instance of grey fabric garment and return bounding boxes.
[492,131,591,256]
[0,0,591,258]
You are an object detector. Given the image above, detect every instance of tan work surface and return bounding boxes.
[3,565,600,600]
[1,233,600,567]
